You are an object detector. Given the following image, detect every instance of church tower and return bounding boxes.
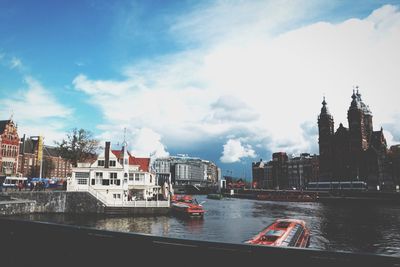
[318,97,334,181]
[348,89,368,152]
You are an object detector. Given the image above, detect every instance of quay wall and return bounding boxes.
[0,191,104,215]
[223,189,400,203]
[0,199,36,216]
[0,191,169,215]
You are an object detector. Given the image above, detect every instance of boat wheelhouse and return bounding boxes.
[246,219,310,248]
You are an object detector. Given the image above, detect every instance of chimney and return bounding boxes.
[105,141,110,168]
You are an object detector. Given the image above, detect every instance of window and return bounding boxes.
[77,178,88,185]
[129,173,134,181]
[109,160,116,167]
[75,172,90,178]
[109,172,119,185]
[98,160,105,166]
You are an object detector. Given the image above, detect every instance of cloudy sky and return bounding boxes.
[1,0,399,178]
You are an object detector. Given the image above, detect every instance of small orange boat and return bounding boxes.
[245,219,310,248]
[171,195,205,218]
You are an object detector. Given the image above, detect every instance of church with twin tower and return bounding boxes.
[318,88,389,189]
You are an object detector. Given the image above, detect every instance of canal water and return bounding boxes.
[11,195,400,256]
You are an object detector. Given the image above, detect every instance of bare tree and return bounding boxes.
[55,128,99,167]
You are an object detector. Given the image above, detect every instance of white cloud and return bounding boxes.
[73,4,400,161]
[129,128,169,158]
[0,76,73,143]
[220,139,256,163]
[95,125,169,158]
[10,57,22,70]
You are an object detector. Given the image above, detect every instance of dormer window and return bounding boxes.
[98,160,105,166]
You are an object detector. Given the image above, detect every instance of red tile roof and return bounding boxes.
[111,149,150,172]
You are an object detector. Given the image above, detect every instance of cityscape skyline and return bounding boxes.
[1,1,399,177]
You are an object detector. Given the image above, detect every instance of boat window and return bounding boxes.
[276,221,291,228]
[262,235,279,242]
[266,230,285,237]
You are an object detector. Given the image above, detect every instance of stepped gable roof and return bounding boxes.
[112,149,150,172]
[0,120,11,134]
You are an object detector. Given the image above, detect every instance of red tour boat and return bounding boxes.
[245,219,310,248]
[171,195,205,217]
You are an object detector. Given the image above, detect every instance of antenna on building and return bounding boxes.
[123,127,127,146]
[120,127,129,154]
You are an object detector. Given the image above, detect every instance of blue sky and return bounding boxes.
[1,0,400,179]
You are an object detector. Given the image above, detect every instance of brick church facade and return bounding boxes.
[318,89,393,190]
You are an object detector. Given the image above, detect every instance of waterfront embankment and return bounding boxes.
[223,189,400,204]
[0,191,170,216]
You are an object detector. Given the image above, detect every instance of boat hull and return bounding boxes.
[246,219,311,248]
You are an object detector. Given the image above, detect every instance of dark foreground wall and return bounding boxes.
[0,218,398,267]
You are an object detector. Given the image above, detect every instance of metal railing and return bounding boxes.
[108,200,170,207]
[73,185,169,208]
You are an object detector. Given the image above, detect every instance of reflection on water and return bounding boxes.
[10,195,400,256]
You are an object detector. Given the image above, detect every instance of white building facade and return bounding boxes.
[67,142,170,207]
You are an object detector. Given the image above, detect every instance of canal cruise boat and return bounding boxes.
[246,219,310,248]
[171,195,205,218]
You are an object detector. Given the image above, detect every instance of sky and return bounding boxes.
[1,0,400,179]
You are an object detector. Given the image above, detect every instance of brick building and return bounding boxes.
[0,119,20,176]
[252,153,319,190]
[19,135,72,178]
